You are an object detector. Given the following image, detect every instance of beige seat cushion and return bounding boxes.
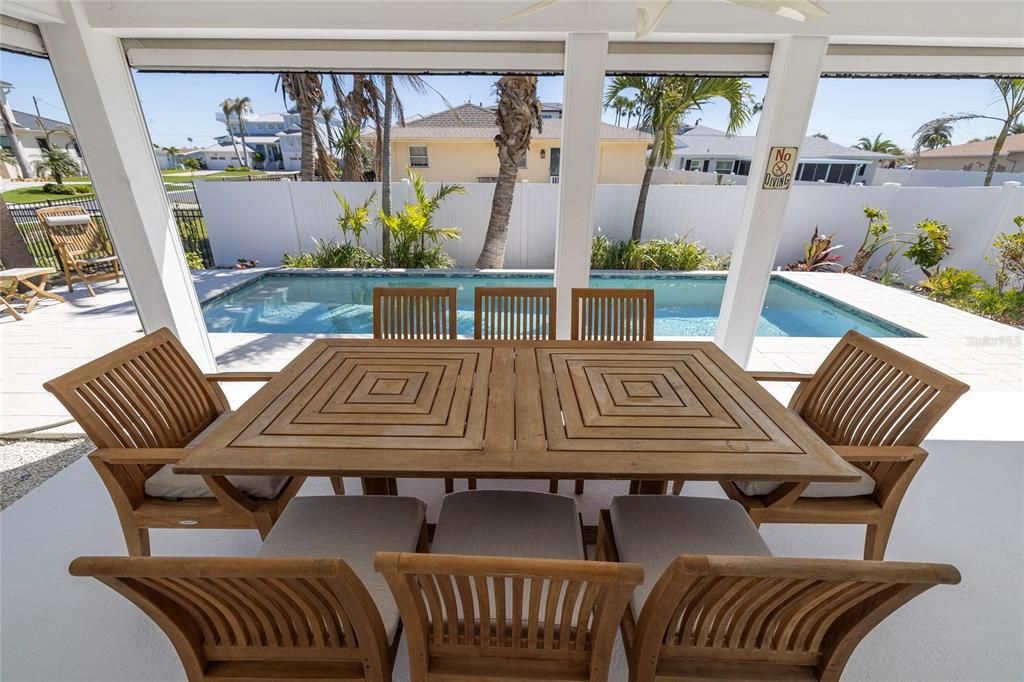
[145,411,288,500]
[431,490,585,560]
[734,468,877,498]
[257,495,427,644]
[609,496,772,616]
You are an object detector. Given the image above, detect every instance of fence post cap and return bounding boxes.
[882,182,902,188]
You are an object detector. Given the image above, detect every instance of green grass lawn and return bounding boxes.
[2,185,94,204]
[201,169,267,180]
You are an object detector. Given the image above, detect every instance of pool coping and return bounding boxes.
[198,267,922,338]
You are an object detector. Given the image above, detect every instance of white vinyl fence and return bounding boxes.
[196,179,1024,283]
[873,168,1024,187]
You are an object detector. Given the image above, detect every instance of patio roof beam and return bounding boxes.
[38,1,217,371]
[553,32,608,339]
[716,35,829,366]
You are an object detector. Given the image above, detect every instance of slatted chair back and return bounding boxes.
[36,205,110,259]
[790,331,968,448]
[474,286,557,340]
[43,327,227,451]
[631,555,960,682]
[570,288,654,342]
[70,556,394,682]
[376,552,642,682]
[373,287,458,340]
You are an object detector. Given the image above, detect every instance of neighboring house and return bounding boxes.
[916,133,1024,172]
[0,109,85,179]
[384,103,653,184]
[671,125,890,185]
[181,143,255,171]
[213,107,318,171]
[153,146,199,170]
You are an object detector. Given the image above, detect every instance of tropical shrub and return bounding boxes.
[223,165,251,172]
[904,218,952,278]
[184,251,206,270]
[785,227,843,272]
[963,286,1024,325]
[921,267,983,301]
[700,251,731,270]
[379,170,464,269]
[590,235,712,271]
[73,185,92,194]
[41,182,78,195]
[334,189,377,249]
[34,147,80,183]
[282,239,376,268]
[989,215,1024,292]
[846,206,908,276]
[182,158,202,171]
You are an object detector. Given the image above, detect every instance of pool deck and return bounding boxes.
[1,269,1021,440]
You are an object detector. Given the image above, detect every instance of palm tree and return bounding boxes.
[855,134,902,155]
[914,78,1024,186]
[34,147,79,184]
[162,146,180,168]
[606,76,754,241]
[914,120,953,151]
[607,95,633,126]
[232,96,253,167]
[0,83,32,178]
[219,98,244,165]
[277,73,334,181]
[320,105,338,157]
[475,76,542,269]
[335,124,369,181]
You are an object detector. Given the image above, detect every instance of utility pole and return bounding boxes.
[0,81,34,179]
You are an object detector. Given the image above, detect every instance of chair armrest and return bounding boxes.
[204,371,276,382]
[748,371,814,382]
[88,448,184,466]
[831,445,927,462]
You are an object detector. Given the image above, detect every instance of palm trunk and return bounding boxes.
[476,159,519,269]
[0,198,35,267]
[984,121,1012,187]
[238,117,249,167]
[226,124,243,166]
[0,103,32,178]
[631,129,660,242]
[299,100,315,181]
[381,75,394,264]
[846,249,872,275]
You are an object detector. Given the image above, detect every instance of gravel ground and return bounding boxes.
[0,438,93,510]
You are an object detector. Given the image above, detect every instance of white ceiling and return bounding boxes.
[8,1,1024,48]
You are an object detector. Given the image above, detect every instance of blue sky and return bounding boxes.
[1,49,1010,152]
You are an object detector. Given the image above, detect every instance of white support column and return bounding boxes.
[38,1,216,370]
[553,33,608,338]
[716,36,828,366]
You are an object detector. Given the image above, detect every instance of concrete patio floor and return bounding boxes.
[1,440,1020,681]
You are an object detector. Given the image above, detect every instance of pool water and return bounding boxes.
[202,272,914,338]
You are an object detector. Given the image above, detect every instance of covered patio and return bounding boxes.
[2,2,1023,681]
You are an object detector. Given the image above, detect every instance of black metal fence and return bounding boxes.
[7,190,214,271]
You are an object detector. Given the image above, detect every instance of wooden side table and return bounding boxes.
[0,267,66,320]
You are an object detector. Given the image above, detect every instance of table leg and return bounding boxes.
[361,477,398,495]
[634,480,668,495]
[21,274,65,313]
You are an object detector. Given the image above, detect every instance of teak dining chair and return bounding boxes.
[473,286,556,490]
[597,498,961,682]
[43,328,305,556]
[70,556,398,682]
[35,206,121,296]
[372,286,461,494]
[720,330,969,560]
[375,552,643,682]
[474,286,557,341]
[565,287,655,494]
[373,287,458,341]
[570,288,654,342]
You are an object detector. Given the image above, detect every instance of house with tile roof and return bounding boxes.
[385,103,653,184]
[672,125,891,185]
[0,108,84,179]
[915,133,1024,173]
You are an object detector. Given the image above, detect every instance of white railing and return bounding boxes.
[195,179,1024,283]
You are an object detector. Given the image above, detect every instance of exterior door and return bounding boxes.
[549,147,560,181]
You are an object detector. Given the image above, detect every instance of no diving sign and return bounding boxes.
[763,146,798,190]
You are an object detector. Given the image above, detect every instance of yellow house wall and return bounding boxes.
[916,153,1024,172]
[390,139,649,184]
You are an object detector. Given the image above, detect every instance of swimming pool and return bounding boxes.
[202,271,917,338]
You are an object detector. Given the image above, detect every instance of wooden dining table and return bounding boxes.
[175,339,861,493]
